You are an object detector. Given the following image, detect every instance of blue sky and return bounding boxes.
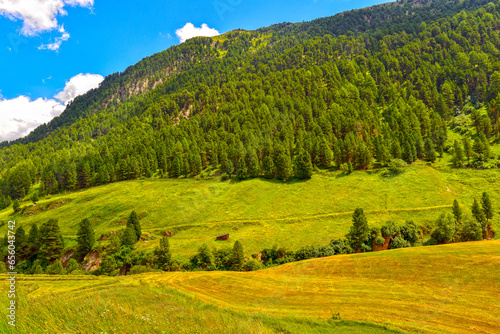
[0,0,388,141]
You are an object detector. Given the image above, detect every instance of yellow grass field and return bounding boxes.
[1,240,499,333]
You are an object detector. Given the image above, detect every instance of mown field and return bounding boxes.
[0,163,499,261]
[1,240,498,333]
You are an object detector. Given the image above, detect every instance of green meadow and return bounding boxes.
[0,162,498,261]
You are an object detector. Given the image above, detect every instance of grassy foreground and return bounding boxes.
[1,240,498,333]
[0,164,499,260]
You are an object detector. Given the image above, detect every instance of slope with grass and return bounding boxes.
[1,240,498,333]
[1,163,499,261]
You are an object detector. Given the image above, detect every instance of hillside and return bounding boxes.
[1,240,498,333]
[1,163,498,261]
[0,0,490,149]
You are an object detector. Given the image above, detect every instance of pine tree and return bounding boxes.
[471,198,486,234]
[155,236,172,271]
[220,151,233,174]
[262,156,275,179]
[39,219,64,263]
[294,149,313,179]
[77,161,91,188]
[237,157,248,180]
[276,153,293,181]
[346,208,369,253]
[462,137,472,166]
[31,191,39,204]
[15,225,28,259]
[452,199,462,223]
[248,154,260,178]
[76,218,95,260]
[424,138,436,162]
[27,223,40,257]
[12,199,20,213]
[481,192,494,223]
[231,240,245,271]
[473,136,485,161]
[121,227,137,248]
[452,140,464,167]
[127,211,141,241]
[170,156,182,178]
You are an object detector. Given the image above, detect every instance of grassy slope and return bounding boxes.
[1,240,498,333]
[1,162,499,261]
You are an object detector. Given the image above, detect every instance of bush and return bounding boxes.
[243,259,262,271]
[69,269,86,275]
[65,258,81,274]
[220,173,230,181]
[400,220,419,245]
[46,260,65,275]
[33,265,44,275]
[461,218,482,242]
[431,212,457,244]
[0,261,6,273]
[390,236,411,249]
[374,236,385,246]
[12,200,20,213]
[381,221,400,238]
[424,237,438,246]
[330,239,353,254]
[389,159,407,173]
[130,265,153,275]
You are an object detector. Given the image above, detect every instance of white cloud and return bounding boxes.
[175,23,219,43]
[0,0,93,50]
[54,73,103,104]
[0,73,103,142]
[38,25,70,51]
[0,96,64,142]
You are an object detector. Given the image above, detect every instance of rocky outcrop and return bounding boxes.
[83,250,102,271]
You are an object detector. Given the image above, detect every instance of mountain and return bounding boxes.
[0,0,499,202]
[1,0,490,149]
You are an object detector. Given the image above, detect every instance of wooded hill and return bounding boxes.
[1,0,500,203]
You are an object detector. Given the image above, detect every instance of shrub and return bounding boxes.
[389,159,407,173]
[374,236,385,246]
[330,239,353,254]
[461,218,482,242]
[400,220,419,245]
[390,236,411,249]
[130,265,153,275]
[431,212,457,244]
[381,221,400,238]
[243,259,262,271]
[13,200,20,213]
[46,260,65,275]
[65,259,81,274]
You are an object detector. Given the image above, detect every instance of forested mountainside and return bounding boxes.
[1,0,500,203]
[1,0,490,148]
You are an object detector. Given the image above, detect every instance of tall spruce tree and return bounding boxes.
[127,211,142,241]
[481,192,493,223]
[231,240,245,271]
[76,218,95,260]
[347,208,369,253]
[294,149,313,179]
[155,236,172,271]
[452,199,462,223]
[39,219,64,263]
